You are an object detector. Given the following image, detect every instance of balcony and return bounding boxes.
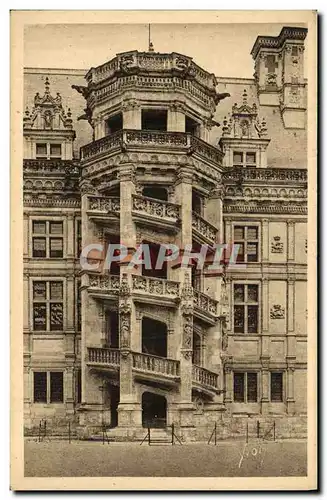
[132,352,180,386]
[131,275,180,307]
[81,129,223,171]
[193,290,218,324]
[132,194,180,232]
[192,365,219,394]
[87,195,120,215]
[87,273,120,299]
[192,212,218,245]
[87,347,120,375]
[87,347,220,395]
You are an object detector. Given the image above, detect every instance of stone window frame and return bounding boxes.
[232,280,261,335]
[232,150,257,168]
[35,141,62,160]
[30,277,66,333]
[29,216,66,259]
[33,370,65,404]
[233,371,260,403]
[232,222,260,263]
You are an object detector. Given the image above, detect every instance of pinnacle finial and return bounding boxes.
[45,77,50,94]
[242,89,248,105]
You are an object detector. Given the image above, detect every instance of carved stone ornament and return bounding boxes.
[182,313,193,350]
[119,312,131,349]
[271,236,284,253]
[270,304,285,319]
[181,349,192,360]
[119,274,130,297]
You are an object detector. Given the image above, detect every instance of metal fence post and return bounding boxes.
[214,422,217,446]
[172,423,175,445]
[273,420,276,441]
[68,421,71,444]
[257,420,260,439]
[148,427,151,446]
[246,420,248,444]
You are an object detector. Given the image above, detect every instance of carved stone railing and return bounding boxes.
[124,129,188,148]
[190,136,223,165]
[223,167,307,183]
[132,275,180,298]
[88,274,120,294]
[132,352,180,377]
[193,290,218,316]
[81,130,122,160]
[87,347,120,366]
[86,51,217,91]
[132,195,180,221]
[87,195,120,214]
[81,130,224,168]
[192,365,219,390]
[192,212,217,243]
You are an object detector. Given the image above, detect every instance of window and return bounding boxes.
[142,109,167,131]
[33,281,64,332]
[33,371,64,403]
[106,113,123,135]
[234,225,259,263]
[186,116,199,136]
[32,220,63,258]
[234,284,259,334]
[142,186,168,201]
[76,219,82,258]
[36,143,62,159]
[76,279,81,332]
[233,372,258,402]
[34,372,47,403]
[271,372,283,402]
[233,151,257,168]
[76,369,81,404]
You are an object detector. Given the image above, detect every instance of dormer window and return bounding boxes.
[36,143,62,160]
[233,151,256,168]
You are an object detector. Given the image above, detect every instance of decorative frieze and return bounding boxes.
[224,201,307,215]
[270,304,285,319]
[88,274,120,293]
[223,167,307,182]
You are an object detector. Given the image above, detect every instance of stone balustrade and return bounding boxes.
[87,195,120,214]
[132,194,180,220]
[88,274,120,294]
[132,352,180,377]
[86,51,217,91]
[87,347,120,366]
[81,129,223,167]
[193,290,218,316]
[192,212,217,243]
[192,364,219,390]
[132,275,180,297]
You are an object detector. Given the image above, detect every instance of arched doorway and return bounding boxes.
[142,317,167,358]
[142,392,167,428]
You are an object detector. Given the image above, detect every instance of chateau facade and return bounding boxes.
[23,26,308,440]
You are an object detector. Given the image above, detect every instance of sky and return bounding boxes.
[24,23,307,79]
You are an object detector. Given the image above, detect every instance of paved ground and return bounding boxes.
[24,439,307,477]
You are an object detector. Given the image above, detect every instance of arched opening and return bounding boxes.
[105,310,119,348]
[192,190,203,215]
[192,331,202,366]
[142,317,167,358]
[142,392,167,428]
[141,240,167,279]
[142,186,168,201]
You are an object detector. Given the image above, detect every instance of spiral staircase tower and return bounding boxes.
[76,50,230,437]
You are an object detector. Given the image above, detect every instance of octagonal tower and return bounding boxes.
[74,49,230,438]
